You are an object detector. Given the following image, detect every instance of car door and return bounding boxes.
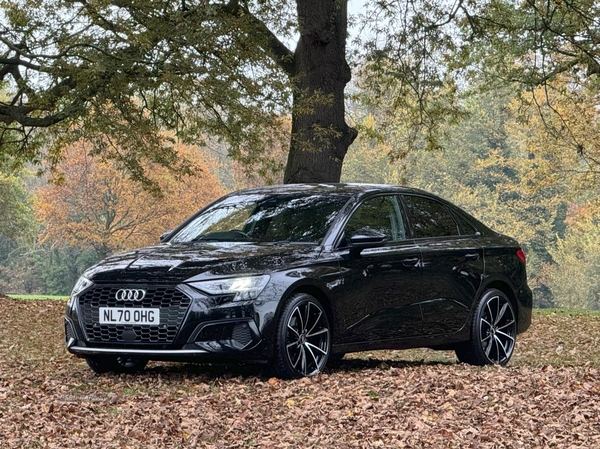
[335,194,423,344]
[400,194,484,336]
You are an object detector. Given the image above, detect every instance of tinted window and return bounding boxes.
[171,193,350,243]
[345,195,406,242]
[402,195,459,238]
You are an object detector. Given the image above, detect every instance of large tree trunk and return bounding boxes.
[283,0,358,184]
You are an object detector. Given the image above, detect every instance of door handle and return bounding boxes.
[464,253,480,261]
[401,257,420,267]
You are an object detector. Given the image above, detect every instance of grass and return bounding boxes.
[8,294,68,301]
[533,307,600,317]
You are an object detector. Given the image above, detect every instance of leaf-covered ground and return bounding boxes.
[0,296,599,448]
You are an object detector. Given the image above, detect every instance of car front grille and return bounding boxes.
[79,285,191,344]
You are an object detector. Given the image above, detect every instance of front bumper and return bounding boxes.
[65,283,278,362]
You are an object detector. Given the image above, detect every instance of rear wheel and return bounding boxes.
[455,289,517,366]
[274,293,331,379]
[85,356,148,374]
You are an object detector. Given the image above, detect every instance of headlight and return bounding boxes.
[188,275,270,301]
[67,276,93,308]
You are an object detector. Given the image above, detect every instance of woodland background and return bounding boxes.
[2,81,599,311]
[1,0,600,310]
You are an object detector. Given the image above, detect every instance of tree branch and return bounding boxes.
[427,0,464,31]
[0,57,41,71]
[217,1,296,77]
[0,99,83,127]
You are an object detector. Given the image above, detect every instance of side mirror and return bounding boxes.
[348,228,388,251]
[160,230,173,243]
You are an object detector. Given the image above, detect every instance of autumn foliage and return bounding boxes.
[1,296,599,448]
[36,141,225,259]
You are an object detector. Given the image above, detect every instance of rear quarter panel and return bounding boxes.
[478,234,532,333]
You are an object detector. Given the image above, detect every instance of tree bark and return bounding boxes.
[283,0,357,184]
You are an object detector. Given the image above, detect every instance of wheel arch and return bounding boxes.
[291,284,333,320]
[273,282,336,340]
[480,280,519,322]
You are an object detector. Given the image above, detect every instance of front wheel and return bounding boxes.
[455,289,517,366]
[273,293,331,379]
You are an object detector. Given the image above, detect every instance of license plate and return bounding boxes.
[99,307,160,325]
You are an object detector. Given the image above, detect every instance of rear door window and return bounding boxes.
[402,195,460,238]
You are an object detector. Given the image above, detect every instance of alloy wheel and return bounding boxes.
[479,294,516,364]
[285,300,330,376]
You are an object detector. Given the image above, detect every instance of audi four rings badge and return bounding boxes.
[115,289,146,301]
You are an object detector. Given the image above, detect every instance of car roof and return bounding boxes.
[231,183,432,197]
[227,183,494,236]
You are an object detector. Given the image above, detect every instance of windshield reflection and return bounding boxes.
[170,193,351,244]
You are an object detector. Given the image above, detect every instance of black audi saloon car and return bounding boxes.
[65,183,532,378]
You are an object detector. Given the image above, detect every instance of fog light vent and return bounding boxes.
[231,322,252,347]
[195,321,253,349]
[196,324,227,342]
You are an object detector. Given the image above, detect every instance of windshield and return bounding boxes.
[170,192,351,244]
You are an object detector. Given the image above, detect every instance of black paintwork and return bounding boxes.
[65,183,532,364]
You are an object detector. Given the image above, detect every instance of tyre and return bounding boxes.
[273,293,331,379]
[455,289,517,366]
[85,355,148,374]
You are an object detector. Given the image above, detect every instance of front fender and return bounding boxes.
[254,262,345,356]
